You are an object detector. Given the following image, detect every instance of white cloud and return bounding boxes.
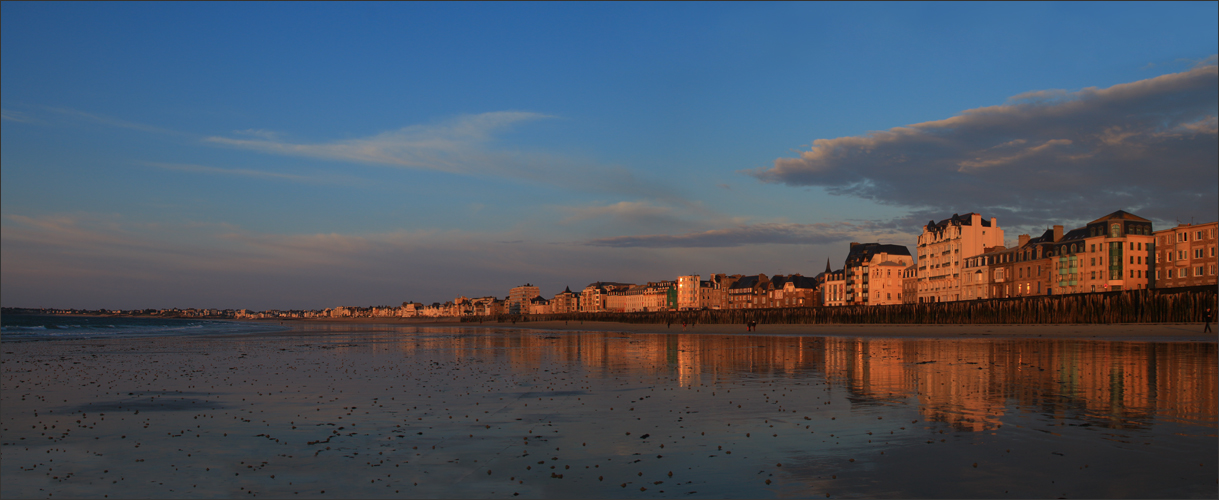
[204,111,554,176]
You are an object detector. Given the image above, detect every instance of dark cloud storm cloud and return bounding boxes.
[750,64,1219,229]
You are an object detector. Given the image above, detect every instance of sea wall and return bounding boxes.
[466,286,1217,325]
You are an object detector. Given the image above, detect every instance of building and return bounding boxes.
[727,274,767,309]
[580,282,633,312]
[550,286,580,314]
[528,296,551,315]
[916,213,1005,303]
[1154,221,1218,288]
[698,274,735,310]
[959,210,1157,298]
[508,284,541,314]
[1078,210,1155,292]
[771,274,821,307]
[819,266,847,307]
[901,263,919,304]
[677,275,701,310]
[843,242,914,306]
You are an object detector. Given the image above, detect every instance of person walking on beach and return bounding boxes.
[1205,307,1214,333]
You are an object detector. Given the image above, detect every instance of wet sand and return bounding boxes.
[2,325,1216,498]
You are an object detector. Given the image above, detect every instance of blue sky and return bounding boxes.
[3,2,1216,309]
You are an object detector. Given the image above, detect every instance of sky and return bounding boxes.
[2,2,1216,310]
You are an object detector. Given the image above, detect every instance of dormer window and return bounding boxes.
[1110,223,1121,238]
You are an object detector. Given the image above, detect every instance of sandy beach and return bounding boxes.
[2,323,1215,498]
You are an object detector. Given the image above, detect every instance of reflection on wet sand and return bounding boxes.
[310,326,1216,433]
[2,326,1214,499]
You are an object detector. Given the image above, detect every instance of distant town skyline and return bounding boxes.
[2,2,1216,310]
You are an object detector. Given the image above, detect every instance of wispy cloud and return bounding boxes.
[140,161,363,186]
[47,107,186,136]
[750,63,1219,228]
[144,162,315,182]
[559,201,677,224]
[204,111,554,176]
[1,108,34,123]
[586,221,912,248]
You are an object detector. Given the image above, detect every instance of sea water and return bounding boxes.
[0,313,284,340]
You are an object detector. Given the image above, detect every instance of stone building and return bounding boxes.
[843,242,914,306]
[1154,221,1218,288]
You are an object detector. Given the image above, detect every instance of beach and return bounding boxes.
[2,322,1216,498]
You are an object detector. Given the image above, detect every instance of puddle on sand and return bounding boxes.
[2,327,1215,498]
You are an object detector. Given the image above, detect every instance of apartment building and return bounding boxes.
[819,268,847,307]
[727,275,767,309]
[550,286,580,313]
[916,213,1005,303]
[959,210,1156,298]
[1077,210,1155,292]
[580,282,633,312]
[1154,221,1218,288]
[901,264,918,304]
[843,242,913,305]
[606,281,676,312]
[771,274,821,307]
[507,284,541,314]
[528,296,551,315]
[677,275,701,310]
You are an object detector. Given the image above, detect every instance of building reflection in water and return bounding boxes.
[287,324,1216,433]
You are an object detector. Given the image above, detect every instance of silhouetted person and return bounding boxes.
[1205,307,1214,333]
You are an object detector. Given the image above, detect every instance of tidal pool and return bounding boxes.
[2,326,1215,498]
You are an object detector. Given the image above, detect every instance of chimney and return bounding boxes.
[1018,234,1030,247]
[990,217,997,227]
[1053,225,1064,242]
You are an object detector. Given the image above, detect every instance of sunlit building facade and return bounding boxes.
[1154,221,1218,288]
[915,213,1004,303]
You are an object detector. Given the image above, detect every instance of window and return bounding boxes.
[1179,250,1186,260]
[1090,244,1095,253]
[1197,266,1205,277]
[1197,231,1204,240]
[1111,224,1121,238]
[1195,248,1205,259]
[1179,232,1188,242]
[1137,242,1142,250]
[1168,269,1174,278]
[1155,270,1160,280]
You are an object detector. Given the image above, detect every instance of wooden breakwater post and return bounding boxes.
[466,286,1216,325]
